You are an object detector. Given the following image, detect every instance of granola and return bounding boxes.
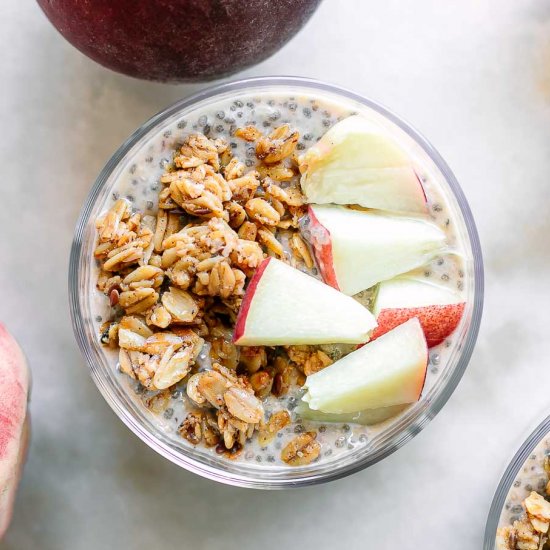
[497,457,550,549]
[94,126,332,464]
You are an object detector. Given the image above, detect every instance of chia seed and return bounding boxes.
[324,449,333,457]
[432,203,443,212]
[511,505,523,514]
[319,425,326,433]
[294,424,304,434]
[215,111,225,120]
[177,120,187,129]
[303,108,312,118]
[146,201,154,210]
[215,125,224,133]
[163,408,174,420]
[335,436,346,448]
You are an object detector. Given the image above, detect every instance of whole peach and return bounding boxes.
[0,324,30,539]
[36,0,323,82]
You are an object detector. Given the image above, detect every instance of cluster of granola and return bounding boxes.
[498,457,550,549]
[94,125,331,463]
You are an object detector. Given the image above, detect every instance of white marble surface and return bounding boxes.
[2,0,550,548]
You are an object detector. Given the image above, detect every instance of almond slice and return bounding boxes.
[142,332,183,355]
[186,373,206,405]
[118,328,146,351]
[153,346,194,390]
[223,386,264,424]
[119,316,154,338]
[162,287,199,323]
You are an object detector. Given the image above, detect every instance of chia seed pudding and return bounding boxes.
[501,442,550,524]
[495,438,550,549]
[88,85,473,470]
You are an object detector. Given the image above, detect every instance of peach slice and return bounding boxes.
[308,204,447,295]
[302,318,428,414]
[233,257,377,346]
[299,115,427,215]
[372,277,465,347]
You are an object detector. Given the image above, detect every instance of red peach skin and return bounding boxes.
[0,324,30,539]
